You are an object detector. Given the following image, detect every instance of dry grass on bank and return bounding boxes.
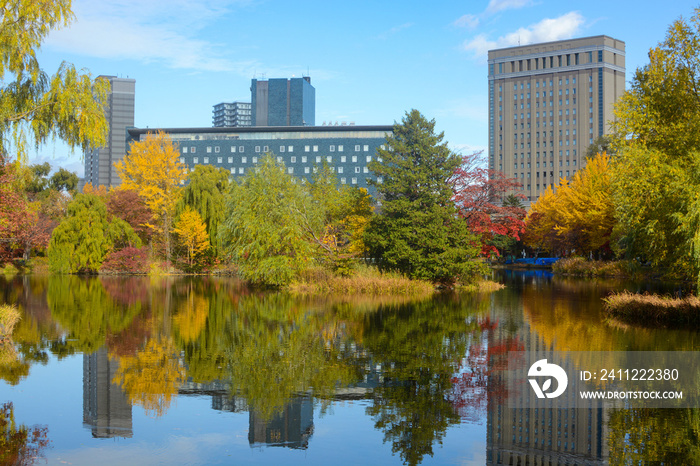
[460,280,505,292]
[553,257,640,278]
[289,265,435,296]
[0,304,20,338]
[603,291,700,327]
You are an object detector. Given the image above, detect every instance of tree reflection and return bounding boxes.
[360,294,489,465]
[608,408,700,464]
[0,402,49,465]
[111,338,186,417]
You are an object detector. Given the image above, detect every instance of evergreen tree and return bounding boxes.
[364,110,482,286]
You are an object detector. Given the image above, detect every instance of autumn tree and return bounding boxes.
[0,0,108,159]
[451,151,526,258]
[609,8,700,283]
[173,207,210,271]
[106,189,153,244]
[523,152,615,257]
[175,164,229,257]
[47,193,141,273]
[0,157,33,262]
[115,131,186,268]
[365,110,482,286]
[220,155,314,286]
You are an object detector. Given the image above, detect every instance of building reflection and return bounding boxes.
[82,347,133,438]
[486,295,609,465]
[249,396,314,449]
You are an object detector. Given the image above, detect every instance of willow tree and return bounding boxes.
[175,164,229,257]
[47,193,141,273]
[0,0,108,159]
[115,131,187,268]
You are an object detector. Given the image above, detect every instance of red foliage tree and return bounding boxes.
[0,158,33,262]
[106,189,154,243]
[451,151,527,257]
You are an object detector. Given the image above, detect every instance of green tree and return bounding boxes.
[0,0,108,159]
[219,155,314,286]
[49,167,78,193]
[47,193,141,273]
[175,164,229,257]
[609,9,700,282]
[364,110,481,286]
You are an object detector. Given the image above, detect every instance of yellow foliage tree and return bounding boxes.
[173,207,210,270]
[114,131,186,268]
[523,152,614,257]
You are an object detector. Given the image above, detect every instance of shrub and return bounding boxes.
[553,258,640,278]
[100,247,149,274]
[0,304,20,337]
[604,291,700,327]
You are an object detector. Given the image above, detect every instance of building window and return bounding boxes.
[230,146,236,153]
[215,146,220,153]
[351,177,357,185]
[305,167,310,174]
[352,155,358,163]
[338,145,343,152]
[340,177,346,184]
[291,156,296,163]
[203,157,209,163]
[338,167,344,174]
[239,146,244,153]
[263,146,269,152]
[239,167,244,174]
[280,145,285,152]
[288,146,293,152]
[179,157,185,164]
[193,157,198,163]
[355,167,360,173]
[255,146,260,153]
[217,157,222,164]
[366,156,372,163]
[330,145,335,152]
[363,145,369,151]
[230,168,235,174]
[355,145,360,152]
[288,167,294,174]
[242,157,247,163]
[277,156,282,163]
[341,156,346,163]
[182,147,188,154]
[316,156,321,163]
[207,146,212,153]
[305,145,310,152]
[313,145,318,152]
[363,167,369,173]
[302,156,307,163]
[327,156,332,163]
[191,147,196,153]
[228,157,233,163]
[252,156,257,163]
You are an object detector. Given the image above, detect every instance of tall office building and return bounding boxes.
[251,77,315,126]
[212,101,252,127]
[83,76,135,188]
[487,36,625,205]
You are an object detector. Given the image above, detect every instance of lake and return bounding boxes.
[0,270,698,465]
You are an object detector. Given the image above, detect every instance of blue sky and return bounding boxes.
[32,0,700,176]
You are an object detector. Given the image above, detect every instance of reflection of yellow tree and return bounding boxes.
[112,339,185,417]
[173,293,209,343]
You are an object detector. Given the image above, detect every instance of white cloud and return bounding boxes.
[453,14,480,29]
[377,22,414,40]
[485,0,535,15]
[462,11,585,60]
[45,0,251,72]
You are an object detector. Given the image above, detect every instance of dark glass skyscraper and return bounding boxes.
[251,77,315,126]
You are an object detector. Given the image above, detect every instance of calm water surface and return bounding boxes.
[0,270,698,465]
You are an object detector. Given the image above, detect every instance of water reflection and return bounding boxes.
[0,272,698,464]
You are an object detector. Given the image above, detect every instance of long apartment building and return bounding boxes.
[487,36,625,205]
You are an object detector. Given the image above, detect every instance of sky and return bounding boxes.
[30,0,700,176]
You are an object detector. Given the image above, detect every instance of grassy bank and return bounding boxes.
[603,291,700,327]
[0,304,20,338]
[553,257,642,278]
[289,265,435,296]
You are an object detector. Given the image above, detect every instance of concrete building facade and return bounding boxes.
[212,101,252,127]
[127,125,391,193]
[487,36,625,205]
[83,76,135,188]
[251,77,315,126]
